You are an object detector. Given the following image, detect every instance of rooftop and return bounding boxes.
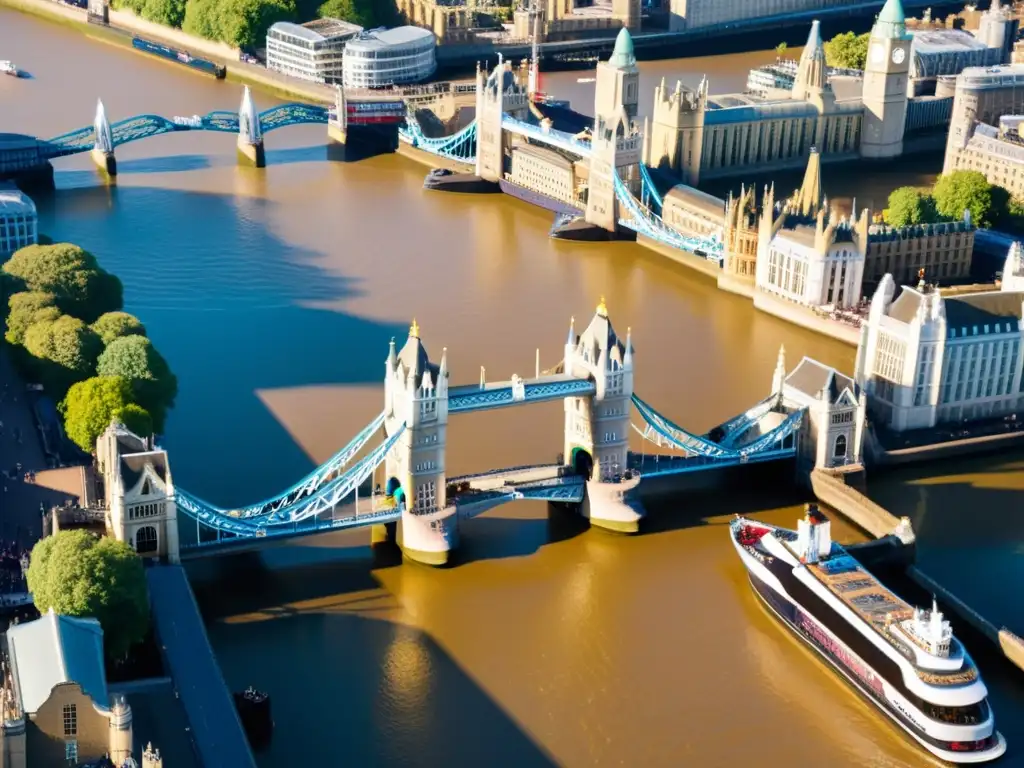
[346,26,435,50]
[911,28,988,54]
[268,18,363,43]
[945,290,1024,329]
[0,182,36,216]
[784,357,856,401]
[7,608,108,715]
[665,184,725,220]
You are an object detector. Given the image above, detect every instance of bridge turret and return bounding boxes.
[328,85,349,146]
[237,86,266,168]
[90,99,117,179]
[383,320,453,564]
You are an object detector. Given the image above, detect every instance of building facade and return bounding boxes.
[667,0,851,33]
[342,27,436,88]
[0,609,163,768]
[855,273,1024,431]
[774,347,867,471]
[509,144,578,204]
[946,116,1024,198]
[95,422,180,563]
[863,212,975,289]
[944,63,1024,179]
[265,19,363,85]
[0,183,37,259]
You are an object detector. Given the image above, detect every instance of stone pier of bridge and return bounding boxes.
[379,300,643,565]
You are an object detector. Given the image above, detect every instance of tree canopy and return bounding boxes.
[5,291,61,346]
[884,187,938,228]
[97,336,178,430]
[184,0,297,49]
[60,376,151,452]
[2,243,122,323]
[317,0,395,27]
[27,531,149,660]
[933,170,998,227]
[823,32,869,70]
[23,315,103,392]
[91,311,147,346]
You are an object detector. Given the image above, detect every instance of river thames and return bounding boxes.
[2,9,1022,766]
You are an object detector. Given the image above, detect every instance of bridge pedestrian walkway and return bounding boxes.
[146,565,256,768]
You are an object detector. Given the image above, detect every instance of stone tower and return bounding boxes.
[109,695,134,766]
[562,299,643,531]
[722,184,759,283]
[594,28,640,120]
[585,109,641,232]
[791,21,827,103]
[475,55,530,183]
[860,0,911,159]
[382,321,453,565]
[643,77,707,186]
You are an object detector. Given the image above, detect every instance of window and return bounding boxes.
[63,704,77,736]
[141,479,151,496]
[834,434,847,459]
[135,525,158,555]
[414,481,437,514]
[65,740,78,765]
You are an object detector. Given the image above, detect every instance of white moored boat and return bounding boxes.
[731,505,1007,763]
[0,61,19,78]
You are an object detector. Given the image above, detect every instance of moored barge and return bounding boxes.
[131,37,226,79]
[731,505,1006,763]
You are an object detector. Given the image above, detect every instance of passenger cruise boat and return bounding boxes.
[0,61,20,78]
[731,505,1006,763]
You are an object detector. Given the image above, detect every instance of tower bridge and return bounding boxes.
[94,301,838,568]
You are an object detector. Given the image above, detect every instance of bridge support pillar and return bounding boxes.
[583,476,644,533]
[396,508,458,566]
[370,521,397,546]
[90,148,117,180]
[328,86,348,146]
[237,86,265,168]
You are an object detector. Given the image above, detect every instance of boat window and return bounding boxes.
[921,698,989,725]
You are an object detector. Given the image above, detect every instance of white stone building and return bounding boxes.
[266,19,363,85]
[773,347,866,470]
[0,183,38,260]
[95,422,180,563]
[855,273,1024,431]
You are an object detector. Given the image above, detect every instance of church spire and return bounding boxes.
[793,147,823,216]
[792,20,827,98]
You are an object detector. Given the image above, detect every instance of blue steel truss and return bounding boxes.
[716,395,778,448]
[448,376,596,414]
[614,175,723,260]
[175,424,406,538]
[453,476,586,518]
[42,104,331,159]
[180,411,387,520]
[631,394,803,460]
[500,115,593,157]
[399,115,477,162]
[638,163,663,213]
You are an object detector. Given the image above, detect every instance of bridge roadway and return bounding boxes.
[448,373,595,413]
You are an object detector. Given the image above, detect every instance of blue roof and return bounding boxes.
[608,27,636,69]
[7,608,108,714]
[705,100,820,125]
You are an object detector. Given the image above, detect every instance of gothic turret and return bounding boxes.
[792,20,827,100]
[595,27,639,119]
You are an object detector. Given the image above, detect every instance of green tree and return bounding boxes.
[23,315,102,392]
[182,0,224,40]
[116,402,154,437]
[140,0,187,25]
[2,243,123,323]
[91,311,147,346]
[5,291,61,346]
[318,0,362,23]
[27,531,149,660]
[884,187,937,228]
[60,376,150,452]
[823,31,870,70]
[933,170,999,227]
[97,336,177,430]
[219,0,297,50]
[110,0,146,13]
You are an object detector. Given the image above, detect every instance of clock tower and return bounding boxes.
[860,0,911,159]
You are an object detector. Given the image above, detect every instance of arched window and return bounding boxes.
[136,526,158,555]
[834,434,848,459]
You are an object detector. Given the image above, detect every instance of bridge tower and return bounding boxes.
[563,299,644,532]
[237,86,266,168]
[91,99,116,180]
[584,110,641,233]
[475,55,530,183]
[382,321,455,565]
[328,86,349,146]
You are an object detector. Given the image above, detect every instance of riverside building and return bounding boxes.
[855,271,1024,431]
[265,19,363,85]
[342,27,437,89]
[0,182,38,259]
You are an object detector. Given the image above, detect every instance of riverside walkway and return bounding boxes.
[146,565,256,768]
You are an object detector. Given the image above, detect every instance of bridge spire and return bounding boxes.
[624,327,633,367]
[567,315,575,345]
[239,86,262,144]
[410,318,420,339]
[94,99,113,155]
[596,296,608,317]
[439,346,448,378]
[772,344,787,395]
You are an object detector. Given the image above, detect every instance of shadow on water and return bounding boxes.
[33,180,408,505]
[116,154,230,174]
[189,554,558,767]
